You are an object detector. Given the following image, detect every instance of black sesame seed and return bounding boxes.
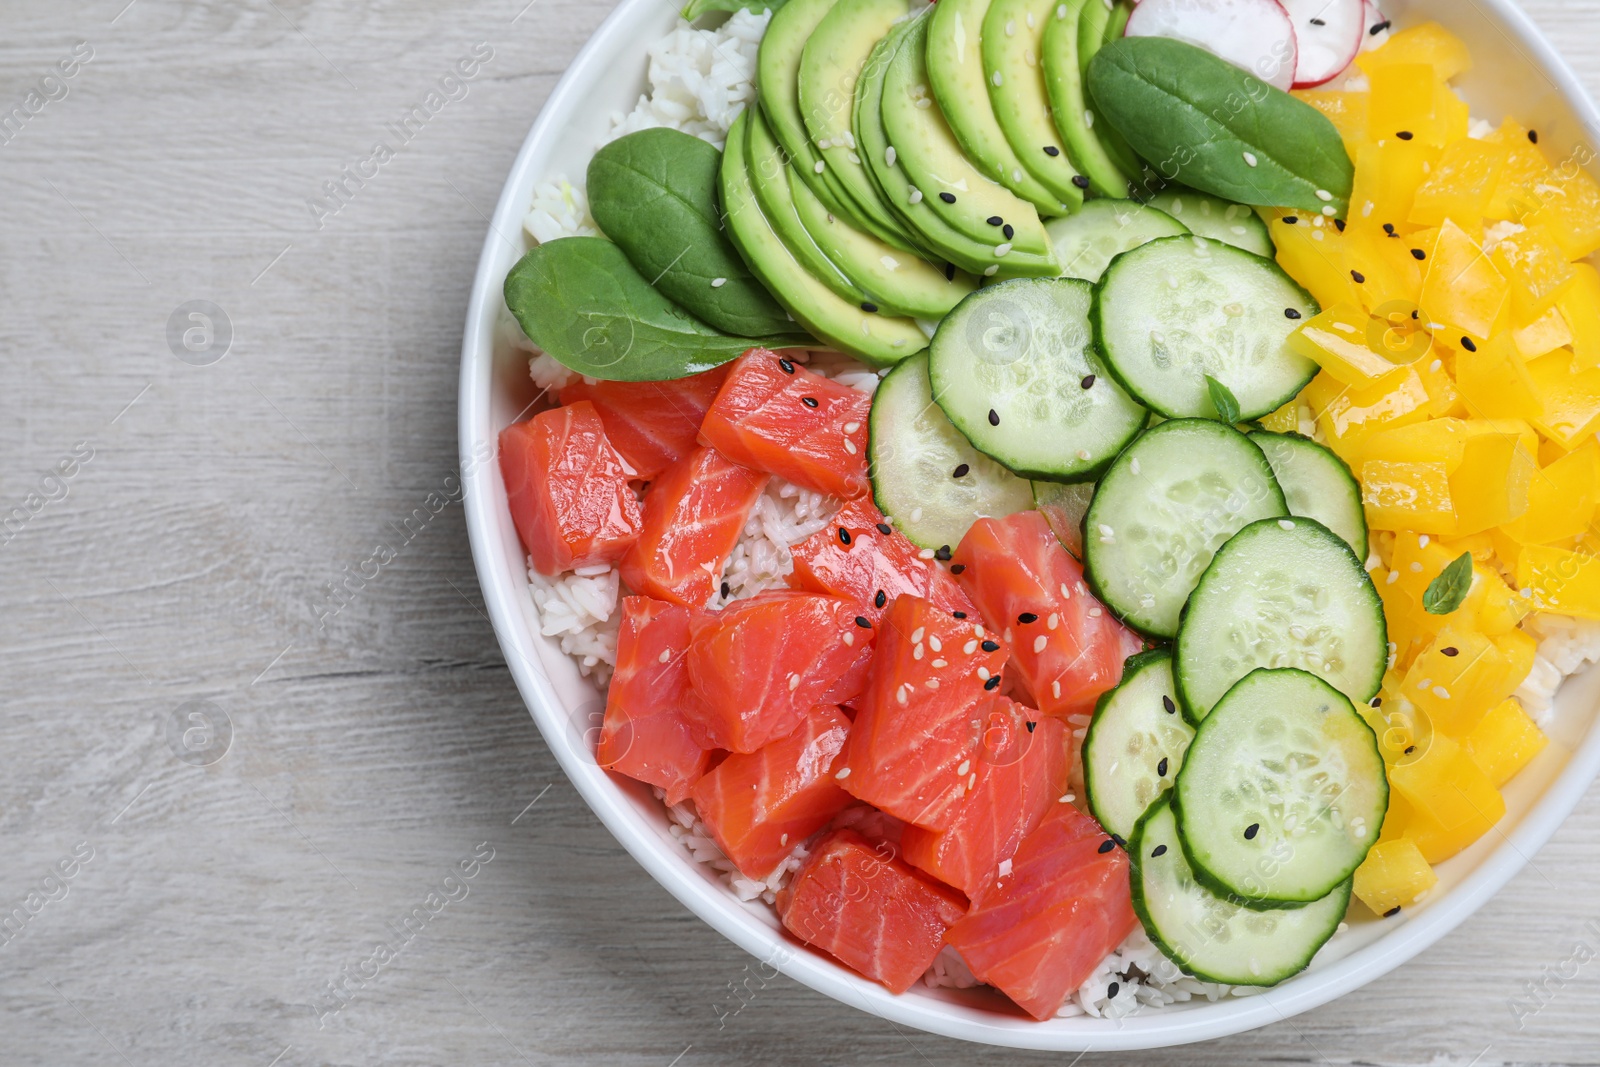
[874,590,887,609]
[1460,336,1477,352]
[953,463,970,478]
[1334,217,1346,232]
[876,522,892,536]
[855,616,872,629]
[1072,174,1091,190]
[1045,145,1062,157]
[1371,697,1383,707]
[861,302,878,313]
[1371,18,1391,34]
[1351,270,1366,283]
[1405,745,1417,755]
[1162,695,1176,715]
[1098,839,1115,854]
[950,563,966,574]
[981,640,1000,652]
[939,191,957,204]
[1311,15,1326,24]
[1411,248,1427,260]
[1285,308,1303,320]
[944,263,956,280]
[1152,844,1168,857]
[1107,981,1120,998]
[1081,374,1096,389]
[839,526,852,545]
[721,581,731,598]
[1003,223,1015,239]
[1411,309,1420,319]
[1112,834,1126,848]
[1157,757,1169,777]
[1283,215,1299,224]
[984,675,1002,691]
[1244,823,1260,840]
[1026,721,1036,733]
[935,545,952,561]
[801,395,820,408]
[1397,130,1414,140]
[1383,222,1397,235]
[952,611,967,619]
[1441,646,1460,657]
[1529,129,1540,144]
[1018,612,1039,624]
[779,358,795,374]
[988,409,1000,426]
[987,215,1004,226]
[1383,905,1402,917]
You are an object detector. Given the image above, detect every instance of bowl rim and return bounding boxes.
[458,0,1600,1049]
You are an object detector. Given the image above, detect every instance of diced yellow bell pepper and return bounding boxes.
[1367,65,1462,148]
[1460,417,1539,462]
[1464,698,1548,787]
[1351,139,1442,234]
[1485,120,1554,220]
[1356,21,1474,81]
[1356,417,1469,469]
[1270,216,1360,311]
[1307,368,1433,462]
[1418,221,1510,341]
[1391,732,1505,834]
[1258,400,1302,434]
[1405,788,1505,863]
[1560,263,1600,371]
[1354,838,1439,916]
[1453,335,1544,422]
[1408,139,1509,227]
[1474,566,1531,635]
[1492,224,1578,327]
[1378,790,1414,842]
[1292,90,1368,154]
[1502,438,1600,545]
[1516,544,1600,619]
[1496,626,1538,703]
[1516,304,1576,360]
[1345,223,1427,317]
[1403,629,1510,735]
[1362,461,1457,534]
[1526,350,1600,449]
[1520,165,1600,259]
[1448,427,1534,535]
[1288,304,1407,389]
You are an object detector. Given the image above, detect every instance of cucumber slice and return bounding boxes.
[1082,419,1287,638]
[1132,798,1352,985]
[1172,667,1388,905]
[1033,478,1094,557]
[1045,199,1188,283]
[1094,236,1320,421]
[1145,187,1275,257]
[1249,431,1368,560]
[869,353,1034,549]
[929,278,1147,480]
[1084,649,1194,841]
[1174,516,1386,723]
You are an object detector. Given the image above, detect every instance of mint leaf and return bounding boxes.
[1423,552,1474,615]
[1206,375,1241,425]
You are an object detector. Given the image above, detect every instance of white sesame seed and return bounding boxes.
[1076,448,1091,460]
[1410,562,1423,573]
[1047,613,1059,630]
[1418,535,1430,548]
[844,439,857,454]
[1060,583,1072,599]
[1130,458,1141,475]
[914,643,925,660]
[1243,151,1258,167]
[1056,3,1066,17]
[818,138,832,150]
[836,766,852,779]
[1084,109,1094,129]
[1004,628,1013,643]
[789,673,801,691]
[911,507,923,522]
[711,277,727,288]
[843,631,854,647]
[886,147,897,166]
[814,161,826,174]
[1052,680,1062,699]
[964,640,977,654]
[1429,359,1442,372]
[1322,206,1337,216]
[1279,519,1296,530]
[657,649,672,664]
[915,97,932,109]
[911,627,926,644]
[992,71,1003,87]
[781,834,789,845]
[929,635,942,652]
[958,759,971,776]
[1387,570,1399,585]
[977,667,991,681]
[1089,607,1103,618]
[968,772,977,788]
[1433,686,1451,699]
[984,265,999,276]
[896,686,909,706]
[926,678,940,689]
[995,242,1013,256]
[932,659,947,668]
[1034,635,1048,653]
[1013,168,1023,182]
[909,188,923,204]
[1316,189,1334,201]
[999,858,1013,877]
[1006,18,1015,34]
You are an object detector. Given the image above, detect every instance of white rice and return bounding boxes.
[1516,614,1600,725]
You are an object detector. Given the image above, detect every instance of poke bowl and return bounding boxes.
[460,0,1600,1049]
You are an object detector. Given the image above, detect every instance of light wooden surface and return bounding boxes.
[3,0,1600,1063]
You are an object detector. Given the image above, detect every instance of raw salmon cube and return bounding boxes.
[560,365,730,481]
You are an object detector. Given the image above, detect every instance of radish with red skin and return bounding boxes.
[1124,0,1299,91]
[1280,0,1363,88]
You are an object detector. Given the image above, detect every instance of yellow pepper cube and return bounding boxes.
[1474,566,1531,636]
[1345,223,1427,316]
[1448,428,1534,536]
[1521,166,1600,259]
[1270,216,1360,311]
[1495,627,1538,706]
[1485,120,1553,220]
[1460,417,1539,463]
[1405,791,1506,863]
[1391,734,1505,848]
[1403,630,1510,735]
[1357,417,1469,470]
[1351,139,1442,234]
[1516,544,1600,619]
[1354,838,1439,916]
[1356,21,1474,81]
[1409,139,1509,228]
[1258,400,1302,434]
[1378,790,1414,843]
[1362,461,1457,534]
[1292,90,1368,153]
[1559,263,1600,371]
[1517,304,1576,360]
[1527,351,1600,449]
[1367,65,1459,148]
[1502,438,1600,546]
[1492,224,1578,327]
[1390,529,1477,601]
[1453,335,1544,423]
[1307,368,1433,462]
[1288,304,1407,389]
[1464,698,1548,787]
[1419,221,1510,341]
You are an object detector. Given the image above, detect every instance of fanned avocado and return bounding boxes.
[799,0,926,253]
[1078,0,1145,182]
[926,0,1069,216]
[980,0,1087,211]
[720,111,929,366]
[1041,0,1137,198]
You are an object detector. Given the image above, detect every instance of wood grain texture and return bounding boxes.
[1,0,1599,1063]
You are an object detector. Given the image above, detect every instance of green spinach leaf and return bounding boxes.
[1206,375,1241,424]
[588,128,796,338]
[682,0,786,18]
[1088,37,1353,216]
[1423,551,1475,615]
[503,237,811,381]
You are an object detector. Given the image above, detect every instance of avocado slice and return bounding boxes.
[854,19,1056,278]
[980,0,1087,212]
[1075,0,1145,183]
[721,111,928,367]
[1040,0,1134,198]
[880,16,1053,260]
[799,0,927,254]
[926,0,1069,217]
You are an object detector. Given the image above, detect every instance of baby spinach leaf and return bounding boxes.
[1206,375,1241,424]
[1088,37,1354,216]
[682,0,786,18]
[1423,551,1474,615]
[588,127,796,338]
[503,237,811,381]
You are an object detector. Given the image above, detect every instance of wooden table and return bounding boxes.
[2,0,1599,1063]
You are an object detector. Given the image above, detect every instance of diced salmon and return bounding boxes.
[690,705,854,879]
[684,591,871,753]
[900,703,1071,899]
[698,350,871,498]
[499,401,642,575]
[840,596,1009,830]
[953,511,1144,717]
[620,446,768,608]
[944,804,1138,1021]
[596,597,712,805]
[818,641,874,710]
[777,829,968,993]
[559,366,730,481]
[788,496,977,626]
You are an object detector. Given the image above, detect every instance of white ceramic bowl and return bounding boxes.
[460,1,1600,1049]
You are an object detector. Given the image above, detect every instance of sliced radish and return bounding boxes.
[1125,0,1299,91]
[1280,0,1363,88]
